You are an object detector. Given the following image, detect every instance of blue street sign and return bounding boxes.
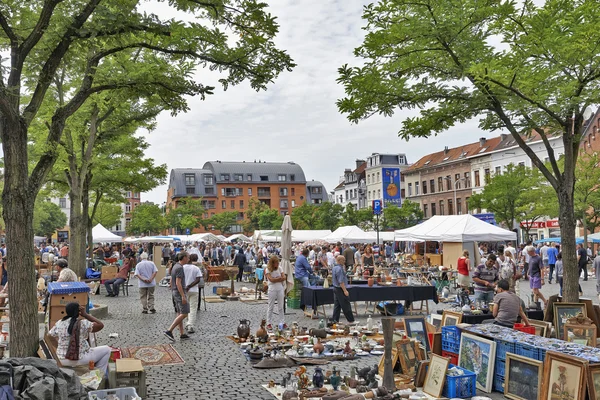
[373,200,382,215]
[186,228,191,235]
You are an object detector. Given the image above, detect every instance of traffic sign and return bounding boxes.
[186,228,191,235]
[373,199,382,215]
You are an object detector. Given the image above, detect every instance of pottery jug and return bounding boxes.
[313,338,325,354]
[256,319,268,341]
[367,277,374,287]
[237,319,251,339]
[312,367,324,388]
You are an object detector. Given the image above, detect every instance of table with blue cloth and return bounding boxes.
[301,284,438,318]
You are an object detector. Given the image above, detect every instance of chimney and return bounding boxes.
[479,137,487,147]
[500,134,507,141]
[444,146,449,154]
[355,159,365,169]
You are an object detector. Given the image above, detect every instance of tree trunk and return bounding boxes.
[84,181,93,257]
[558,183,579,302]
[68,189,86,278]
[2,122,39,357]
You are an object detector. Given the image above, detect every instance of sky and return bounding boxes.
[140,0,485,205]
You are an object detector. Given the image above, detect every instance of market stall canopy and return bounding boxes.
[227,233,251,242]
[366,231,396,242]
[253,230,283,242]
[189,233,220,242]
[394,215,517,242]
[323,226,375,244]
[92,224,123,243]
[124,236,173,243]
[216,235,227,241]
[291,230,331,242]
[576,233,600,244]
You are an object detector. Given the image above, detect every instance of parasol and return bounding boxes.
[281,215,295,294]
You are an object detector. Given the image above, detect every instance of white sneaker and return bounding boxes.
[186,326,195,334]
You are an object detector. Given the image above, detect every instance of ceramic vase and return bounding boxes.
[312,367,324,388]
[367,277,374,287]
[237,319,250,339]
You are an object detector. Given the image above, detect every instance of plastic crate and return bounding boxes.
[286,298,302,309]
[514,323,535,334]
[442,339,460,354]
[495,359,505,378]
[441,350,458,365]
[536,348,546,361]
[493,374,504,393]
[88,387,139,400]
[442,325,461,342]
[442,364,477,399]
[494,339,515,361]
[516,343,537,359]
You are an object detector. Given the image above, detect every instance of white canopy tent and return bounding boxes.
[124,236,174,243]
[189,233,220,242]
[92,224,123,243]
[291,230,331,242]
[253,230,282,242]
[394,215,517,242]
[366,231,396,242]
[323,225,375,244]
[227,233,251,242]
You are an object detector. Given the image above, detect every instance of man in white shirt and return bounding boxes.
[183,254,203,333]
[505,242,517,260]
[188,245,202,259]
[261,245,268,263]
[134,252,158,314]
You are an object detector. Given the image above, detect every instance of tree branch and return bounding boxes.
[0,10,18,43]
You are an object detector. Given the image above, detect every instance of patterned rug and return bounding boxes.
[120,344,184,367]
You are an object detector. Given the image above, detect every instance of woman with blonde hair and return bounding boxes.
[361,245,374,275]
[457,250,471,289]
[265,255,286,330]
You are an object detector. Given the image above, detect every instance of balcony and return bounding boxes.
[257,189,271,198]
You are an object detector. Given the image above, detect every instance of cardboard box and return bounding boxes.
[216,287,231,296]
[101,265,118,280]
[116,358,144,373]
[49,292,89,307]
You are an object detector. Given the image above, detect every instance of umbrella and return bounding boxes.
[300,239,329,247]
[281,215,295,295]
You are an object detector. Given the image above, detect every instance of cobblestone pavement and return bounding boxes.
[95,276,600,400]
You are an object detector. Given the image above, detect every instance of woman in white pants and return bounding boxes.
[49,302,111,375]
[265,256,286,330]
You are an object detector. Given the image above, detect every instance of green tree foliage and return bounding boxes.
[90,199,122,229]
[243,198,269,232]
[166,197,204,233]
[33,200,67,240]
[258,209,283,230]
[291,203,319,230]
[337,0,600,302]
[381,201,423,230]
[314,202,344,231]
[0,0,293,356]
[574,152,600,245]
[204,211,239,234]
[128,203,167,236]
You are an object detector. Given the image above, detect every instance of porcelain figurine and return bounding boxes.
[343,341,352,355]
[295,366,309,390]
[330,367,341,390]
[256,319,268,342]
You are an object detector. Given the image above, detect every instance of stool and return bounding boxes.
[109,358,147,398]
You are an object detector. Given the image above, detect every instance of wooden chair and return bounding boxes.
[116,275,130,296]
[206,266,221,286]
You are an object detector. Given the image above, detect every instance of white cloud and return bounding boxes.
[141,0,488,204]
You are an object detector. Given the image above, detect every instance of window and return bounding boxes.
[291,188,295,196]
[248,188,252,196]
[415,182,420,195]
[237,212,244,220]
[464,172,471,188]
[495,166,501,175]
[278,174,287,181]
[133,193,139,199]
[205,187,214,195]
[518,161,525,167]
[260,175,268,181]
[280,187,288,196]
[422,181,428,194]
[225,188,238,197]
[408,183,412,196]
[220,174,230,181]
[311,187,322,195]
[430,179,435,194]
[239,200,244,209]
[221,200,226,209]
[439,200,445,215]
[204,175,213,185]
[367,175,371,184]
[423,204,428,218]
[448,199,453,215]
[291,200,296,207]
[126,191,132,198]
[221,188,225,196]
[368,191,371,200]
[230,200,235,209]
[377,172,380,182]
[258,188,270,196]
[474,170,481,187]
[290,174,295,182]
[246,174,252,181]
[377,189,381,199]
[185,174,195,186]
[438,177,443,192]
[234,174,243,181]
[125,218,131,226]
[457,198,462,215]
[446,175,451,191]
[203,200,216,209]
[280,199,288,208]
[59,198,67,208]
[455,174,461,189]
[125,203,131,213]
[186,187,195,194]
[465,197,470,213]
[431,203,436,216]
[484,168,490,184]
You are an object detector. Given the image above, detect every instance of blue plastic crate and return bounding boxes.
[516,343,537,359]
[493,374,504,393]
[536,348,546,361]
[442,364,477,399]
[442,339,460,354]
[442,325,461,342]
[495,359,505,378]
[494,339,515,361]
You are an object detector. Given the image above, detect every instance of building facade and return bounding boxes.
[167,161,328,234]
[365,153,409,208]
[333,160,366,209]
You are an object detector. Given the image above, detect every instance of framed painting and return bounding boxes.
[404,316,430,352]
[541,351,587,400]
[458,332,496,393]
[378,348,398,377]
[430,314,443,332]
[395,338,422,376]
[587,363,600,399]
[415,360,430,388]
[529,320,552,338]
[423,354,449,398]
[505,353,543,400]
[442,310,462,327]
[553,303,587,341]
[564,323,597,347]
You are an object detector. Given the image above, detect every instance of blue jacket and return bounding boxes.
[294,255,312,278]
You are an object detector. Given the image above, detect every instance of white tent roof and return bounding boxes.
[124,236,173,243]
[227,234,251,242]
[394,215,516,242]
[323,226,375,244]
[252,230,282,242]
[291,230,331,242]
[189,233,220,242]
[92,224,123,243]
[366,231,396,242]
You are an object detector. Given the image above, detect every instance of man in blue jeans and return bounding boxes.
[105,256,133,297]
[472,254,499,303]
[294,248,315,287]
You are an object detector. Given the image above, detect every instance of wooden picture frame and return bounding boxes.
[378,348,398,377]
[505,353,543,400]
[528,320,552,338]
[404,316,430,352]
[577,298,600,337]
[395,338,422,376]
[441,310,462,327]
[415,360,430,387]
[458,332,496,393]
[541,351,588,400]
[564,323,597,347]
[423,354,449,398]
[430,314,443,332]
[587,363,600,399]
[553,303,587,340]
